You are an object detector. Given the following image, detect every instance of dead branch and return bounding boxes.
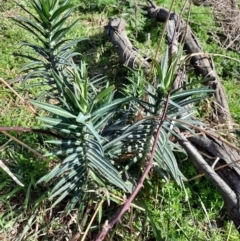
[105,18,150,73]
[178,133,240,230]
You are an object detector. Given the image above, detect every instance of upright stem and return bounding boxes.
[95,89,172,241]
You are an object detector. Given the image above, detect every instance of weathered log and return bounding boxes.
[105,18,150,73]
[178,134,240,230]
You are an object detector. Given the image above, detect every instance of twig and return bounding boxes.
[134,0,138,38]
[0,77,36,115]
[1,131,47,161]
[81,198,105,241]
[147,0,175,82]
[227,221,233,241]
[188,158,240,181]
[0,159,24,186]
[0,139,12,151]
[0,126,64,139]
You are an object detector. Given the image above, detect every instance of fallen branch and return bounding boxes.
[178,133,240,230]
[105,18,151,73]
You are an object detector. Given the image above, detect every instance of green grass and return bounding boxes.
[0,0,240,240]
[224,80,240,123]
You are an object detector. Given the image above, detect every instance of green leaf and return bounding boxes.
[14,22,46,45]
[98,200,103,224]
[76,113,91,123]
[142,202,163,241]
[31,0,51,28]
[93,85,115,104]
[45,139,81,146]
[51,4,73,21]
[37,116,79,129]
[89,170,105,187]
[87,149,131,192]
[55,19,79,43]
[60,38,87,51]
[52,27,70,42]
[15,16,46,36]
[66,188,84,214]
[20,61,45,72]
[52,175,86,207]
[14,2,43,25]
[154,130,185,186]
[30,100,76,118]
[52,16,69,32]
[41,0,51,18]
[160,47,169,81]
[64,87,83,111]
[171,87,213,100]
[92,97,132,116]
[51,166,85,195]
[20,42,49,58]
[85,122,103,143]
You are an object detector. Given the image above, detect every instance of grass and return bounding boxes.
[0,0,240,240]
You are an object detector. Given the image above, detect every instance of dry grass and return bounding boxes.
[194,0,240,52]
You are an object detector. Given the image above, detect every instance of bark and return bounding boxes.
[105,18,150,73]
[178,134,240,230]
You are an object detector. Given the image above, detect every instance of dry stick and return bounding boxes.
[178,134,237,206]
[140,116,240,179]
[0,77,36,115]
[166,117,240,153]
[143,116,239,152]
[164,117,240,180]
[95,81,173,241]
[1,131,47,161]
[81,198,105,241]
[184,52,240,64]
[227,222,233,241]
[0,127,64,139]
[110,194,145,211]
[180,0,192,46]
[134,0,138,38]
[0,78,64,158]
[0,139,12,151]
[188,158,240,181]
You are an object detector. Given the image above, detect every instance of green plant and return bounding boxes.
[1,0,240,240]
[11,0,196,212]
[13,0,86,96]
[6,0,208,232]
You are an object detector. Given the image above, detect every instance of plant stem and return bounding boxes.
[95,87,172,241]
